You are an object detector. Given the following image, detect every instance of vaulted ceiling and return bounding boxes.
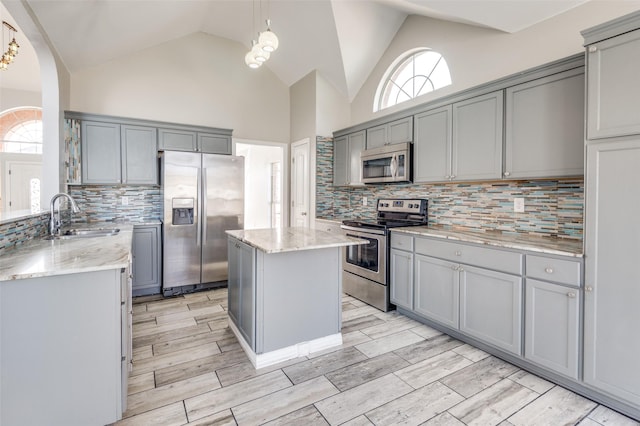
[1,0,589,101]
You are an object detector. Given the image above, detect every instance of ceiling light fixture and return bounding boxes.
[1,21,20,71]
[258,19,279,53]
[245,0,278,69]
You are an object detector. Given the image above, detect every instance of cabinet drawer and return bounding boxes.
[415,237,522,275]
[526,255,581,287]
[391,233,413,251]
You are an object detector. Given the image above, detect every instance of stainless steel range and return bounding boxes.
[341,198,428,311]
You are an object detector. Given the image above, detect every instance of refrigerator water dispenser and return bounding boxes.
[172,198,194,225]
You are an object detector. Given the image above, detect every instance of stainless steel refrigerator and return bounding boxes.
[162,150,244,296]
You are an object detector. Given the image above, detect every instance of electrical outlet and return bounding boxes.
[122,196,129,206]
[363,196,368,206]
[514,197,524,213]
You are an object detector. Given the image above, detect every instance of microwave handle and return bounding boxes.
[390,154,398,178]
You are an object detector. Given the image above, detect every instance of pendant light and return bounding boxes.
[1,21,20,71]
[258,19,279,53]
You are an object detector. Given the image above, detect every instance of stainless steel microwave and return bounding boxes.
[361,142,411,184]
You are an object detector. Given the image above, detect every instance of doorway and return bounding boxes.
[235,141,286,229]
[291,139,310,228]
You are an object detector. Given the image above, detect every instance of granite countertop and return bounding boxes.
[227,227,365,254]
[394,225,584,258]
[0,222,134,281]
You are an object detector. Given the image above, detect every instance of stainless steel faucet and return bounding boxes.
[49,193,81,236]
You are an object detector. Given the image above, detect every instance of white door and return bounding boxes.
[5,161,43,213]
[291,139,310,227]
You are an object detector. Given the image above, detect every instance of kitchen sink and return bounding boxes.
[44,228,121,240]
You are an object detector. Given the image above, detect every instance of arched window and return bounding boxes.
[0,107,43,154]
[375,48,451,112]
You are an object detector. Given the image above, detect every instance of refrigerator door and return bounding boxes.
[202,154,244,283]
[163,151,202,288]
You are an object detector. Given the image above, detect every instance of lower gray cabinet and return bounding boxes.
[390,248,413,310]
[414,254,459,328]
[227,237,255,350]
[525,279,580,379]
[132,224,162,297]
[459,265,522,355]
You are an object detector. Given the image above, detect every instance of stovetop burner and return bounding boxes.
[342,198,428,231]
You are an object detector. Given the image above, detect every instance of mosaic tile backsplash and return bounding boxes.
[316,137,584,240]
[0,213,50,250]
[68,185,162,223]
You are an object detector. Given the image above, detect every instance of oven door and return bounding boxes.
[341,226,387,285]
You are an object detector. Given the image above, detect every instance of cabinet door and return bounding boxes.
[366,125,387,149]
[132,225,161,296]
[525,279,579,379]
[348,131,366,186]
[198,133,231,154]
[414,254,459,328]
[505,68,585,179]
[587,29,640,139]
[158,128,197,151]
[459,265,522,355]
[81,121,121,184]
[333,136,348,186]
[452,91,503,181]
[388,117,413,144]
[227,238,241,326]
[238,239,255,350]
[414,106,452,182]
[584,139,640,406]
[390,248,413,310]
[122,125,158,185]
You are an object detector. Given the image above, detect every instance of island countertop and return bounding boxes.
[226,227,365,254]
[0,222,134,281]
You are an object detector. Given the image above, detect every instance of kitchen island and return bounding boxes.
[226,227,364,368]
[0,223,134,426]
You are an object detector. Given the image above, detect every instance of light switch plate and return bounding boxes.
[514,197,524,213]
[363,196,368,206]
[122,196,129,206]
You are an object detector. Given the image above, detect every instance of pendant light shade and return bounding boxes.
[244,51,261,69]
[252,42,270,62]
[259,19,279,52]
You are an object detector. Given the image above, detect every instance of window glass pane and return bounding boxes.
[431,60,452,89]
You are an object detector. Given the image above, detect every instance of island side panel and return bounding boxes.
[1,270,122,426]
[256,247,342,354]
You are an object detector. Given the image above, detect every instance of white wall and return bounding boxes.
[0,89,41,111]
[316,73,350,137]
[290,71,317,143]
[351,1,640,125]
[70,32,290,143]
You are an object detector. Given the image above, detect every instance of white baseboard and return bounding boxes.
[228,320,343,369]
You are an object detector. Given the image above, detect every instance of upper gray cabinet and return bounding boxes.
[505,68,585,179]
[366,117,413,149]
[158,128,232,154]
[414,105,451,182]
[82,122,158,185]
[81,121,121,184]
[333,130,365,186]
[452,91,504,181]
[121,125,158,185]
[586,28,640,139]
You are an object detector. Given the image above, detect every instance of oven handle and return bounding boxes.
[340,224,386,236]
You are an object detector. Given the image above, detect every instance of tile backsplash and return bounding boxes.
[0,213,50,250]
[316,137,583,240]
[68,185,162,223]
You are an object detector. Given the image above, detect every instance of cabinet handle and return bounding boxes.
[450,175,456,180]
[544,267,554,274]
[585,286,593,292]
[504,171,511,177]
[450,265,458,270]
[458,266,464,272]
[445,175,450,180]
[588,45,597,53]
[455,250,462,256]
[567,292,576,298]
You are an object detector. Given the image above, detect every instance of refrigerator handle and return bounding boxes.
[196,167,202,247]
[202,167,207,245]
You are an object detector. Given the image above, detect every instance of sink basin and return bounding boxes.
[44,228,121,240]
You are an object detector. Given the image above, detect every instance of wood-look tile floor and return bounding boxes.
[115,288,639,426]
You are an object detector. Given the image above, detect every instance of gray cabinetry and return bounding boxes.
[414,254,459,328]
[584,138,640,407]
[459,264,522,355]
[585,29,640,139]
[159,128,232,154]
[132,224,162,297]
[366,117,413,149]
[82,121,121,184]
[390,226,414,313]
[452,91,503,181]
[525,278,580,379]
[505,68,585,178]
[121,125,158,184]
[228,237,256,350]
[333,130,365,186]
[414,105,451,182]
[82,121,158,185]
